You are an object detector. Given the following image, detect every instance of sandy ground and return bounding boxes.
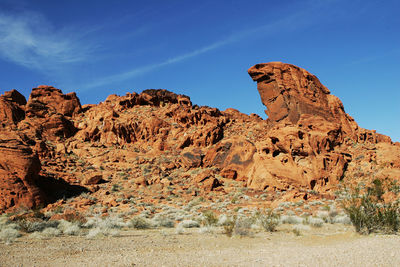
[1,225,400,267]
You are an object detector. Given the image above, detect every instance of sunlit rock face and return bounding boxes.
[248,62,358,135]
[0,63,399,213]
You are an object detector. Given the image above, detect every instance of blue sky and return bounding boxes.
[0,0,399,141]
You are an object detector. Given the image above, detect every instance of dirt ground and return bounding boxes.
[1,224,399,267]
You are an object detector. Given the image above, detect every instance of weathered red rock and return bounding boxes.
[179,147,203,169]
[193,170,222,192]
[0,90,26,125]
[1,89,27,106]
[21,86,79,141]
[82,174,104,185]
[248,62,357,135]
[1,62,399,215]
[0,131,45,212]
[74,89,225,150]
[26,85,81,117]
[203,137,256,182]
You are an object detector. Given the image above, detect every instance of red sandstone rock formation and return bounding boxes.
[0,131,45,212]
[26,85,81,117]
[74,90,225,149]
[0,62,399,214]
[0,89,26,126]
[248,62,357,135]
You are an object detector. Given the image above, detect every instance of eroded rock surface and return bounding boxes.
[0,131,44,212]
[248,62,357,135]
[0,89,26,125]
[0,62,399,214]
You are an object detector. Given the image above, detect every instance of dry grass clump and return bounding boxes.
[57,220,82,236]
[331,214,351,224]
[280,215,303,225]
[128,216,153,229]
[17,219,59,233]
[178,220,200,228]
[151,215,175,228]
[221,209,280,237]
[222,216,236,237]
[84,214,125,238]
[233,216,254,237]
[0,225,21,244]
[305,217,324,228]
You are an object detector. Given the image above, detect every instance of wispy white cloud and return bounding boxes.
[348,48,400,65]
[0,11,94,71]
[83,38,234,90]
[82,6,312,91]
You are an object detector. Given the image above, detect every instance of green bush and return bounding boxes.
[17,219,59,233]
[258,209,280,232]
[202,210,218,226]
[342,178,400,234]
[129,216,152,229]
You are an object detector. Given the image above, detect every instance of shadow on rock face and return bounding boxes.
[36,175,89,203]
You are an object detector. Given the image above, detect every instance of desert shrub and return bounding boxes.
[341,178,400,234]
[85,226,120,239]
[57,220,81,236]
[223,216,236,237]
[178,220,200,228]
[293,224,310,235]
[217,214,229,226]
[84,214,125,229]
[306,217,324,227]
[258,209,280,232]
[41,227,61,237]
[184,198,202,211]
[278,201,292,208]
[280,215,303,225]
[86,228,107,239]
[29,226,61,240]
[128,216,152,229]
[202,210,218,226]
[0,227,21,244]
[234,216,253,237]
[83,214,124,238]
[175,223,185,234]
[331,214,351,224]
[0,216,19,230]
[198,226,214,234]
[152,215,175,228]
[0,215,9,225]
[29,231,46,240]
[17,219,59,233]
[328,206,339,218]
[316,211,330,222]
[292,227,302,236]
